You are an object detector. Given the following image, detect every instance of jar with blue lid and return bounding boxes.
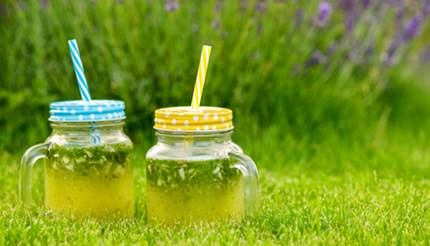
[19,100,134,218]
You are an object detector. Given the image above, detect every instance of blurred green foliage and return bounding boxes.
[0,0,430,151]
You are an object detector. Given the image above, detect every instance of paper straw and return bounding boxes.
[191,45,212,109]
[67,39,100,144]
[68,39,91,101]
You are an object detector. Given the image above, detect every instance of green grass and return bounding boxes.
[1,117,429,244]
[1,83,430,244]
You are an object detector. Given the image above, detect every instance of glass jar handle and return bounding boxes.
[229,151,259,215]
[19,142,50,205]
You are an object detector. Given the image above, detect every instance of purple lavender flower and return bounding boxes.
[402,16,423,42]
[364,44,374,64]
[211,19,220,30]
[420,47,430,63]
[362,0,371,9]
[306,50,327,67]
[294,9,304,28]
[327,43,336,56]
[385,12,425,66]
[256,0,267,13]
[365,45,373,56]
[165,0,179,12]
[423,0,430,17]
[339,0,356,12]
[314,1,332,27]
[388,0,403,5]
[215,0,222,12]
[345,13,356,32]
[385,39,401,65]
[339,0,357,32]
[395,2,405,24]
[40,0,48,9]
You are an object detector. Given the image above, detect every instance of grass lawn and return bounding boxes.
[0,123,429,245]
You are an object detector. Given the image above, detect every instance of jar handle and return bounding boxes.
[19,142,50,205]
[229,151,259,215]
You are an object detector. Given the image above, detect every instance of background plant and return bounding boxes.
[1,0,429,151]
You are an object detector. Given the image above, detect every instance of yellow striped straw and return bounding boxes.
[191,45,212,109]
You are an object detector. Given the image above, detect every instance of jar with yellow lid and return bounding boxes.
[145,106,259,224]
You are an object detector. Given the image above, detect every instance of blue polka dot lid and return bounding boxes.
[49,100,125,122]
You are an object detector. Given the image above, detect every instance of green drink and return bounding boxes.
[45,143,134,218]
[146,106,259,224]
[146,158,244,224]
[19,100,135,218]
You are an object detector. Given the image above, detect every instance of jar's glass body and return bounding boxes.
[44,121,134,217]
[146,130,257,224]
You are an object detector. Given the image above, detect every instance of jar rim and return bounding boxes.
[50,119,125,128]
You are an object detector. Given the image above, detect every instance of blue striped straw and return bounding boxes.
[68,39,91,101]
[67,39,100,144]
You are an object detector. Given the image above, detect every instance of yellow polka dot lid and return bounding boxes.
[154,45,230,132]
[154,106,233,132]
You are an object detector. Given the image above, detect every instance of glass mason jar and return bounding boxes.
[146,106,259,224]
[19,100,134,218]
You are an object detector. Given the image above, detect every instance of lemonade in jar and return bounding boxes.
[20,100,135,218]
[19,39,134,218]
[145,45,258,224]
